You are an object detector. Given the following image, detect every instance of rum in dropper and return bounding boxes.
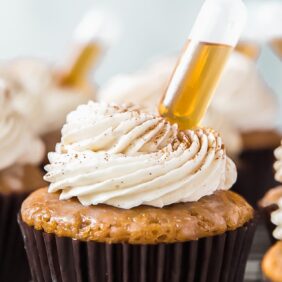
[159,40,232,130]
[58,43,101,90]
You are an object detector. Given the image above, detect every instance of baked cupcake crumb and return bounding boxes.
[21,187,253,244]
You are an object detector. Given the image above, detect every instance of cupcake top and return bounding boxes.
[0,59,93,135]
[44,102,237,209]
[99,52,279,155]
[0,79,44,171]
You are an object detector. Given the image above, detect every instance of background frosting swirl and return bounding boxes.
[271,197,282,240]
[274,142,282,182]
[0,59,92,135]
[0,79,44,170]
[271,141,282,240]
[45,102,237,209]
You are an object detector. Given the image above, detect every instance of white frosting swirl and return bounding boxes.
[0,80,44,170]
[274,142,282,183]
[44,102,237,209]
[270,142,282,240]
[271,197,282,240]
[0,59,93,135]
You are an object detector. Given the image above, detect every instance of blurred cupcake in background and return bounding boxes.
[0,79,45,282]
[261,241,282,282]
[210,52,280,206]
[99,51,281,206]
[259,142,282,243]
[0,9,118,161]
[261,142,282,282]
[19,102,256,282]
[0,58,93,156]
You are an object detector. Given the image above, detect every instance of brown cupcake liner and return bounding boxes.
[19,216,257,282]
[233,148,278,207]
[259,204,279,244]
[0,192,31,282]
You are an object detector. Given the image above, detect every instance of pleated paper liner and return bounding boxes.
[19,216,257,282]
[259,204,279,244]
[0,192,31,282]
[233,148,278,207]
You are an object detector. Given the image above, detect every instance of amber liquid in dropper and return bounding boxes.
[159,40,232,130]
[57,43,101,91]
[235,41,260,60]
[271,38,282,59]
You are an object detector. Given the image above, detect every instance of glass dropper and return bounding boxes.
[159,0,247,130]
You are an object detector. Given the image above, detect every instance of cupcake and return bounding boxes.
[261,147,282,281]
[0,58,94,158]
[259,142,282,242]
[259,186,282,243]
[0,79,46,281]
[19,102,256,282]
[99,52,281,205]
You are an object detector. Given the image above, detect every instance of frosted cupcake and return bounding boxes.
[99,52,281,205]
[259,142,282,242]
[0,79,45,281]
[19,102,256,282]
[261,144,282,281]
[0,59,94,158]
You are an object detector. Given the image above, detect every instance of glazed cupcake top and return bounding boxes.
[0,59,92,135]
[44,102,237,209]
[22,188,253,243]
[0,79,44,170]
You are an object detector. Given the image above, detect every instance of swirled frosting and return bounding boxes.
[0,59,93,135]
[270,142,282,240]
[274,142,282,182]
[271,197,282,240]
[0,79,44,170]
[44,102,237,209]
